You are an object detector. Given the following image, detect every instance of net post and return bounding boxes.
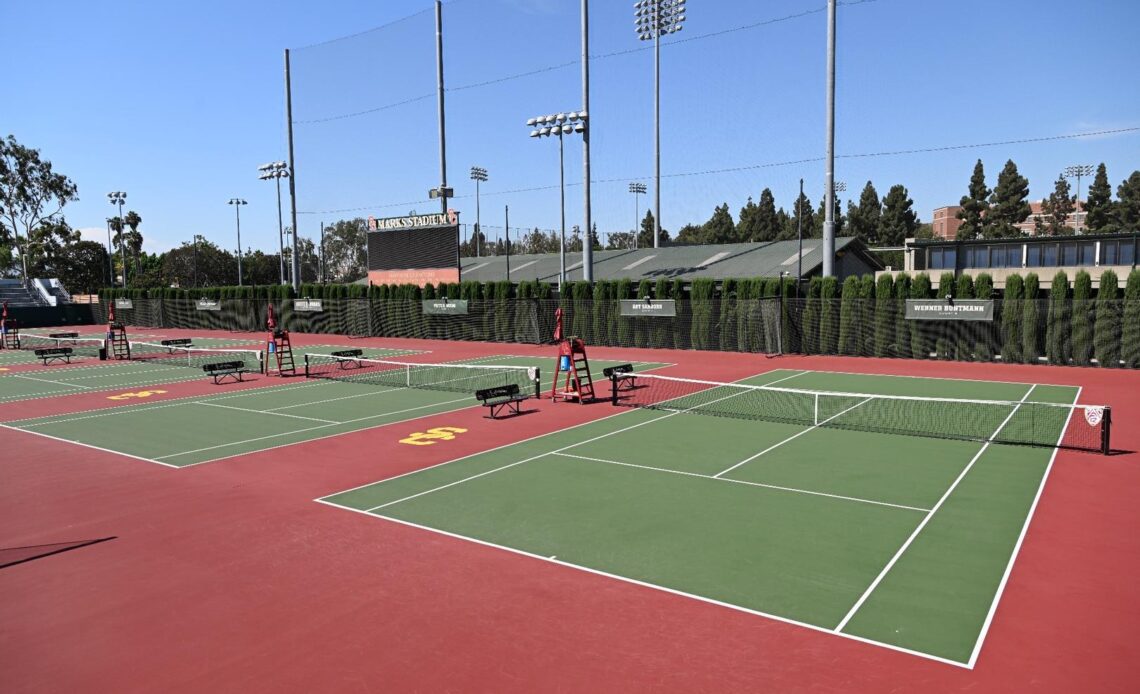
[813,392,820,426]
[1102,406,1111,455]
[534,367,541,399]
[406,363,412,388]
[303,353,310,378]
[611,373,618,405]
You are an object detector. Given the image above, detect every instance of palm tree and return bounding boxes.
[124,210,143,276]
[109,215,126,284]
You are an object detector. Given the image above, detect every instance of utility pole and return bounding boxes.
[822,0,837,277]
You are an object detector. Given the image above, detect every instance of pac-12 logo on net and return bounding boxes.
[1084,407,1104,426]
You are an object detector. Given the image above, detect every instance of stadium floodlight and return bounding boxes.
[227,198,248,286]
[527,110,589,292]
[629,182,647,249]
[634,0,688,248]
[470,166,488,257]
[1062,164,1095,231]
[258,161,291,284]
[107,191,129,288]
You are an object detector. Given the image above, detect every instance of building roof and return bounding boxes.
[455,237,879,284]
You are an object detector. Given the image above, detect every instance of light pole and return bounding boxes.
[1062,164,1094,232]
[228,199,247,286]
[258,161,291,284]
[796,178,804,294]
[822,0,837,277]
[635,0,686,249]
[319,221,325,283]
[528,112,587,292]
[105,218,115,288]
[470,166,488,257]
[193,234,204,288]
[107,191,128,288]
[629,182,647,249]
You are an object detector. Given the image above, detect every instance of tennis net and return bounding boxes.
[304,353,539,397]
[17,332,105,358]
[610,372,1111,454]
[126,340,265,373]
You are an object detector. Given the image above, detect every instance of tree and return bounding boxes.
[702,203,736,244]
[460,223,487,258]
[956,160,990,240]
[751,188,780,241]
[321,218,367,282]
[1123,269,1140,369]
[1001,274,1024,363]
[283,236,320,284]
[813,195,844,238]
[1094,270,1121,368]
[780,191,814,241]
[1046,271,1070,365]
[56,240,110,293]
[124,210,143,275]
[109,215,127,284]
[1036,175,1074,236]
[1071,271,1093,366]
[872,274,894,357]
[846,181,881,244]
[737,197,759,242]
[988,160,1031,238]
[637,209,670,248]
[1084,163,1115,233]
[605,231,635,250]
[1115,170,1140,231]
[0,134,80,279]
[674,224,703,245]
[1021,273,1041,364]
[879,184,918,245]
[955,274,974,360]
[163,238,237,288]
[25,217,80,277]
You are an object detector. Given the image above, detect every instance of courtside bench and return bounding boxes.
[476,383,529,419]
[603,363,637,391]
[35,347,73,365]
[203,360,249,384]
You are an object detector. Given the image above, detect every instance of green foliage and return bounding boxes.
[879,185,919,245]
[634,278,654,347]
[955,274,975,360]
[1094,270,1121,368]
[801,277,822,354]
[737,189,781,242]
[837,276,861,355]
[819,276,839,355]
[858,274,875,356]
[689,278,717,350]
[936,272,957,359]
[1123,270,1140,368]
[909,273,932,358]
[701,203,737,244]
[956,160,990,240]
[846,181,882,244]
[1036,175,1075,236]
[1071,271,1093,366]
[988,160,1032,238]
[893,273,911,358]
[1116,170,1140,230]
[1001,274,1024,363]
[1021,273,1041,364]
[1084,163,1115,233]
[671,279,687,349]
[615,279,633,346]
[873,274,894,357]
[1046,271,1070,365]
[973,274,994,361]
[636,209,670,248]
[718,278,740,351]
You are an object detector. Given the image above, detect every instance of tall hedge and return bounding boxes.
[670,279,688,349]
[909,273,932,359]
[1071,271,1093,366]
[936,272,957,359]
[1021,273,1041,364]
[819,276,840,355]
[1124,270,1140,369]
[615,279,633,346]
[1001,274,1024,364]
[837,276,861,356]
[1046,271,1070,365]
[873,274,895,358]
[719,278,740,353]
[652,278,671,349]
[689,278,717,350]
[955,274,975,360]
[1094,270,1121,368]
[893,273,911,358]
[802,277,822,354]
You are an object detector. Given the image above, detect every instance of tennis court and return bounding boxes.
[318,367,1098,667]
[1,355,666,467]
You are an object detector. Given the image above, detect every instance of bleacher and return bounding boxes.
[0,280,48,307]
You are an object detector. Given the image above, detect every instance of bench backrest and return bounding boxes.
[602,363,634,378]
[35,347,73,357]
[475,383,520,400]
[202,360,245,373]
[49,332,79,339]
[162,338,193,347]
[331,349,364,358]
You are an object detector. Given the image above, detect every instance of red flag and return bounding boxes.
[267,302,277,331]
[553,307,563,342]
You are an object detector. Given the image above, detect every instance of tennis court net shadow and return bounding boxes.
[0,537,117,569]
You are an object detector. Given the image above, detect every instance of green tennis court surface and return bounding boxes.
[320,368,1081,666]
[2,356,664,466]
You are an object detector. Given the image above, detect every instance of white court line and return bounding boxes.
[0,423,177,468]
[156,395,472,461]
[801,368,1069,389]
[197,401,340,424]
[712,397,872,478]
[554,452,930,513]
[833,384,1038,634]
[966,386,1081,668]
[6,373,92,389]
[314,500,971,669]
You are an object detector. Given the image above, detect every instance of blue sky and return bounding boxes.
[4,0,1138,255]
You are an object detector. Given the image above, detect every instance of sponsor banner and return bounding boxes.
[619,299,677,318]
[422,299,469,315]
[369,268,460,288]
[114,298,134,309]
[367,210,458,231]
[293,299,323,312]
[195,299,222,312]
[905,299,994,321]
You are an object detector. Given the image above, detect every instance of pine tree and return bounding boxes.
[702,203,736,244]
[802,277,822,354]
[819,276,840,354]
[880,185,918,245]
[893,273,911,358]
[1001,274,1024,363]
[956,160,990,240]
[1071,271,1093,366]
[636,209,670,248]
[837,276,860,355]
[737,197,759,242]
[1115,170,1140,231]
[988,160,1032,238]
[845,181,882,244]
[1083,163,1115,233]
[873,274,894,357]
[1094,270,1121,368]
[783,192,815,241]
[1046,271,1070,365]
[1038,175,1075,236]
[1021,273,1041,364]
[909,273,932,359]
[754,188,780,242]
[813,195,844,238]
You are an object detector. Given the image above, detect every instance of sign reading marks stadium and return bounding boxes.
[195,299,222,312]
[293,299,323,312]
[422,299,469,315]
[114,298,133,309]
[905,299,994,321]
[367,210,458,231]
[620,299,676,317]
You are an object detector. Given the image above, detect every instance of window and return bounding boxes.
[1060,242,1096,266]
[929,247,957,270]
[1102,239,1136,266]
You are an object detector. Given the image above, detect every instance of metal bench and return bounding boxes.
[330,348,364,368]
[475,383,529,419]
[202,360,249,384]
[35,347,73,365]
[160,338,193,353]
[603,363,637,391]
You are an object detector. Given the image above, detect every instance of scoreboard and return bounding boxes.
[366,212,460,287]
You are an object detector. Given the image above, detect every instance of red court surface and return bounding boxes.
[1,329,1138,692]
